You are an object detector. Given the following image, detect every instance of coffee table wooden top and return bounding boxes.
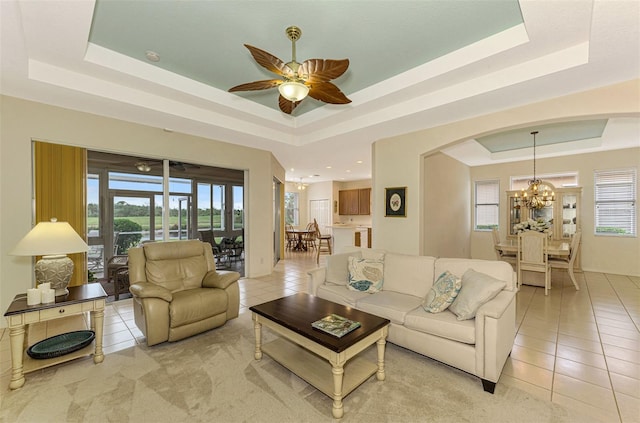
[250,293,389,353]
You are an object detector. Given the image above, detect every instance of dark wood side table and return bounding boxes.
[4,284,107,390]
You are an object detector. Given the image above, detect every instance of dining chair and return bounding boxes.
[549,230,582,291]
[303,222,317,250]
[492,227,516,268]
[285,224,296,250]
[314,219,332,264]
[517,231,550,295]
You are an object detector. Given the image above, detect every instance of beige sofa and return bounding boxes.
[128,240,240,346]
[308,249,517,393]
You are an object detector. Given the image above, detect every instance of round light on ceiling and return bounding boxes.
[145,50,160,62]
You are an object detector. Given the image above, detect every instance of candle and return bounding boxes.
[27,288,41,306]
[41,288,55,304]
[38,282,51,291]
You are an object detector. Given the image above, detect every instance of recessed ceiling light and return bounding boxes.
[326,166,332,169]
[290,168,295,172]
[346,170,351,173]
[145,50,160,62]
[356,160,363,164]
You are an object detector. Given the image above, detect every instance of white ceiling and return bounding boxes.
[1,0,639,183]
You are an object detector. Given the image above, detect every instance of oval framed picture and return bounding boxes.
[385,187,406,217]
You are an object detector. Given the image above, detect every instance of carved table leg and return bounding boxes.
[8,325,26,390]
[91,308,105,364]
[253,315,262,360]
[330,356,346,419]
[376,333,387,381]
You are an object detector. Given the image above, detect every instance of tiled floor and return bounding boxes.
[1,250,638,422]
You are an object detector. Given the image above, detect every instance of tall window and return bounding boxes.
[594,168,637,236]
[475,180,499,230]
[197,183,225,231]
[285,192,299,225]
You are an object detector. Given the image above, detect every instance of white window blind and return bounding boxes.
[594,168,636,236]
[310,199,330,231]
[475,180,499,231]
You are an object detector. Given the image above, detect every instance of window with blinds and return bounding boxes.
[594,168,637,236]
[475,180,499,231]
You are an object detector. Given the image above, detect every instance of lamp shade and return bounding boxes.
[11,218,88,256]
[278,81,309,102]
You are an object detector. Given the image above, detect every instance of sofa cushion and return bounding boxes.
[382,254,436,298]
[348,257,384,293]
[435,258,515,292]
[317,284,370,307]
[405,307,476,344]
[449,269,506,321]
[422,271,462,313]
[169,288,228,328]
[325,251,362,285]
[356,291,423,324]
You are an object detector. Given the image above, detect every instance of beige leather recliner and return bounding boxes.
[128,240,240,346]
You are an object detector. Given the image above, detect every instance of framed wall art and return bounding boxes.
[385,187,406,217]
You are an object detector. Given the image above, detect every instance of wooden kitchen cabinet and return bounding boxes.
[338,188,371,215]
[358,188,371,215]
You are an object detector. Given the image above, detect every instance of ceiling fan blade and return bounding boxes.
[229,79,282,92]
[244,44,294,77]
[300,59,349,83]
[278,95,301,114]
[308,82,351,104]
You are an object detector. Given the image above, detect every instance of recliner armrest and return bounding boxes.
[202,270,240,290]
[129,282,173,302]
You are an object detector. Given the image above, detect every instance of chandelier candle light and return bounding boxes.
[11,218,89,296]
[515,131,555,210]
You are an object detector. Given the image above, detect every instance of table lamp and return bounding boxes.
[11,218,89,296]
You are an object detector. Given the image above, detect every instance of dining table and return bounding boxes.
[287,229,315,251]
[497,239,570,257]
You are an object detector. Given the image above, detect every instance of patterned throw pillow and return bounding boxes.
[347,257,384,293]
[422,271,462,313]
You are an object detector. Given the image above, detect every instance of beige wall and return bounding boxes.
[470,147,640,275]
[1,96,284,320]
[423,153,471,258]
[373,79,640,274]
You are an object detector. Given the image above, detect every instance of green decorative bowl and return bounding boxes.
[27,330,95,359]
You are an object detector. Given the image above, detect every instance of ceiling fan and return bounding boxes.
[131,159,200,172]
[229,26,351,114]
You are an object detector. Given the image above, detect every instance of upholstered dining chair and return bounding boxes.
[549,230,582,291]
[492,227,516,269]
[518,231,550,295]
[313,219,332,264]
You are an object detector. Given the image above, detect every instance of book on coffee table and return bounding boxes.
[312,314,361,338]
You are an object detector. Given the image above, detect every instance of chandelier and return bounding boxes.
[297,178,306,190]
[515,131,554,209]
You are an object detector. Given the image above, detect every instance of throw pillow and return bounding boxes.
[347,257,384,293]
[422,271,462,313]
[449,269,506,321]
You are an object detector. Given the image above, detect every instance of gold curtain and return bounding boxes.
[34,141,87,287]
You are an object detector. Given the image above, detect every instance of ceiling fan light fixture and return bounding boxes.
[135,161,152,172]
[278,81,309,102]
